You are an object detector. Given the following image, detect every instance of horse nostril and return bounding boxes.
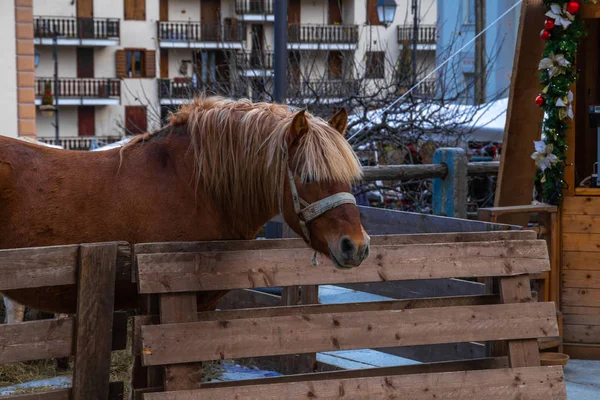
[363,245,370,259]
[339,236,356,258]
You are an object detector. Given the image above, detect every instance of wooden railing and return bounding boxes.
[157,21,244,43]
[237,51,274,69]
[35,78,121,99]
[34,16,120,40]
[397,25,437,44]
[37,136,123,151]
[235,0,274,14]
[289,80,361,98]
[288,24,359,44]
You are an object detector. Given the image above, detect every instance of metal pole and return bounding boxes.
[475,0,486,104]
[273,0,288,103]
[53,30,60,146]
[411,0,419,85]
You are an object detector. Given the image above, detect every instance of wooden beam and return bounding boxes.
[0,242,130,290]
[494,0,547,226]
[140,302,558,366]
[143,366,566,400]
[0,312,127,364]
[71,243,118,400]
[136,240,550,294]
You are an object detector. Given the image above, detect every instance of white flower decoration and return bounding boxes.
[531,141,559,172]
[556,90,574,120]
[546,3,575,29]
[538,53,570,78]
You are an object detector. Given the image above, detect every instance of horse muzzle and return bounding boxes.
[329,234,370,269]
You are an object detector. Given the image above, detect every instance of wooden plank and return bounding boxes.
[493,0,547,227]
[574,187,600,195]
[563,251,600,270]
[562,233,600,252]
[562,196,600,215]
[564,324,600,344]
[478,204,557,220]
[582,2,600,18]
[134,230,535,255]
[0,242,130,290]
[564,314,600,326]
[562,269,600,288]
[0,312,127,364]
[562,287,600,307]
[500,275,541,368]
[563,343,600,359]
[140,302,558,366]
[132,295,499,356]
[144,366,567,400]
[361,164,446,181]
[136,240,550,294]
[71,243,118,400]
[550,211,561,304]
[562,306,600,316]
[562,215,600,234]
[159,293,202,391]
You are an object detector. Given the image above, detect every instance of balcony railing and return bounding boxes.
[288,24,359,44]
[289,80,361,99]
[34,16,120,40]
[158,21,244,43]
[37,136,122,151]
[235,0,274,14]
[35,78,121,99]
[415,78,436,97]
[237,51,274,69]
[397,25,437,45]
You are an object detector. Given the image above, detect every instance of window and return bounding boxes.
[366,51,385,79]
[367,0,382,25]
[126,50,145,78]
[116,49,156,78]
[462,0,475,25]
[124,0,146,21]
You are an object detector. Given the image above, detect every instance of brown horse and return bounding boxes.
[0,96,369,315]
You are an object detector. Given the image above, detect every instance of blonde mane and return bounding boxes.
[126,96,362,226]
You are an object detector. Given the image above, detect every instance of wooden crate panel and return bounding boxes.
[140,302,558,366]
[562,306,600,316]
[563,251,600,270]
[562,288,600,307]
[563,314,600,325]
[562,233,600,252]
[563,215,600,233]
[564,324,600,344]
[562,196,600,215]
[562,269,600,288]
[136,240,549,294]
[144,366,567,400]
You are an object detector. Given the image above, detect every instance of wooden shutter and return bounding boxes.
[78,106,96,137]
[125,0,146,20]
[145,50,156,78]
[367,0,381,25]
[116,50,126,78]
[125,106,147,135]
[136,0,146,20]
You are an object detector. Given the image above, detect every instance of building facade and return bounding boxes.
[437,0,520,104]
[0,0,437,148]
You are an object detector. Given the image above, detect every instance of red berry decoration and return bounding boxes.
[540,29,551,40]
[535,95,545,107]
[566,1,580,14]
[544,19,555,30]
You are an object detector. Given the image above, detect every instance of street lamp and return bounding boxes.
[376,0,398,28]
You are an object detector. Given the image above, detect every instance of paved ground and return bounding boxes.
[565,359,600,399]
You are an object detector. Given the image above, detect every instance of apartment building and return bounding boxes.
[0,0,437,149]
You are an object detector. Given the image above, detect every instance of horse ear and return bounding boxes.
[288,110,309,144]
[328,108,348,136]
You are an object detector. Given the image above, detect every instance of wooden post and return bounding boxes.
[500,274,541,367]
[72,243,118,400]
[432,148,468,218]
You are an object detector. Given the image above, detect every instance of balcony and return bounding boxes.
[288,80,360,103]
[237,51,274,77]
[37,136,122,151]
[34,16,120,46]
[35,78,121,106]
[288,24,359,51]
[397,25,437,50]
[157,21,244,49]
[235,0,274,22]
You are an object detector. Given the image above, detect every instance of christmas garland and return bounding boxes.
[532,0,595,205]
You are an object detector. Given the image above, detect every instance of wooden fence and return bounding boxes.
[130,230,565,399]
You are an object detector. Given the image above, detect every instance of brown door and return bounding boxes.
[160,49,169,78]
[328,51,343,79]
[289,0,301,23]
[77,0,94,38]
[125,106,147,135]
[78,106,95,136]
[77,48,94,78]
[201,0,220,40]
[159,0,169,21]
[329,0,342,24]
